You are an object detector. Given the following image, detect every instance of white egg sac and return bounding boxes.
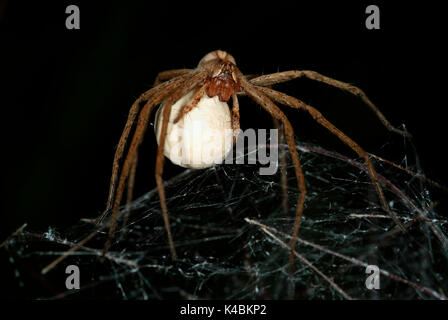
[154,91,234,169]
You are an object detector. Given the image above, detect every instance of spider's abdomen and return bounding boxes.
[154,91,233,169]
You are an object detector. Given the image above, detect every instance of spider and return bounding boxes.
[99,50,409,268]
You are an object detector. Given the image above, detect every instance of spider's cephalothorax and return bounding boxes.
[198,50,242,102]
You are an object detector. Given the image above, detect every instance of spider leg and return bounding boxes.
[98,75,191,223]
[102,73,203,255]
[154,69,192,86]
[256,85,406,232]
[231,93,240,144]
[155,72,208,260]
[249,70,410,137]
[240,80,307,271]
[273,118,289,216]
[103,92,171,254]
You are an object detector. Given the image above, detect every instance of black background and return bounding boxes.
[0,1,447,298]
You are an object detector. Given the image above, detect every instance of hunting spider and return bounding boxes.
[99,50,409,268]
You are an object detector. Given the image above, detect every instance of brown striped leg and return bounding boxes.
[98,75,191,224]
[240,80,307,272]
[173,84,207,123]
[97,96,143,223]
[231,93,240,144]
[102,73,204,255]
[249,70,410,137]
[154,72,208,260]
[256,85,406,233]
[154,69,192,86]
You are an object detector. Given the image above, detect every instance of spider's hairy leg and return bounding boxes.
[122,150,138,228]
[102,73,203,255]
[127,150,138,207]
[257,86,406,232]
[155,72,208,260]
[154,69,192,86]
[97,96,142,223]
[231,93,240,143]
[273,118,289,216]
[240,80,307,271]
[249,70,411,137]
[98,75,191,224]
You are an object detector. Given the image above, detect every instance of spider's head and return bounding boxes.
[199,50,241,102]
[199,50,236,66]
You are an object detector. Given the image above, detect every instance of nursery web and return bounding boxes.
[3,136,448,300]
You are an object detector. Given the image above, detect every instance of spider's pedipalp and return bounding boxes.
[103,72,206,254]
[153,69,192,86]
[256,85,406,232]
[98,74,191,223]
[154,71,209,260]
[240,79,307,272]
